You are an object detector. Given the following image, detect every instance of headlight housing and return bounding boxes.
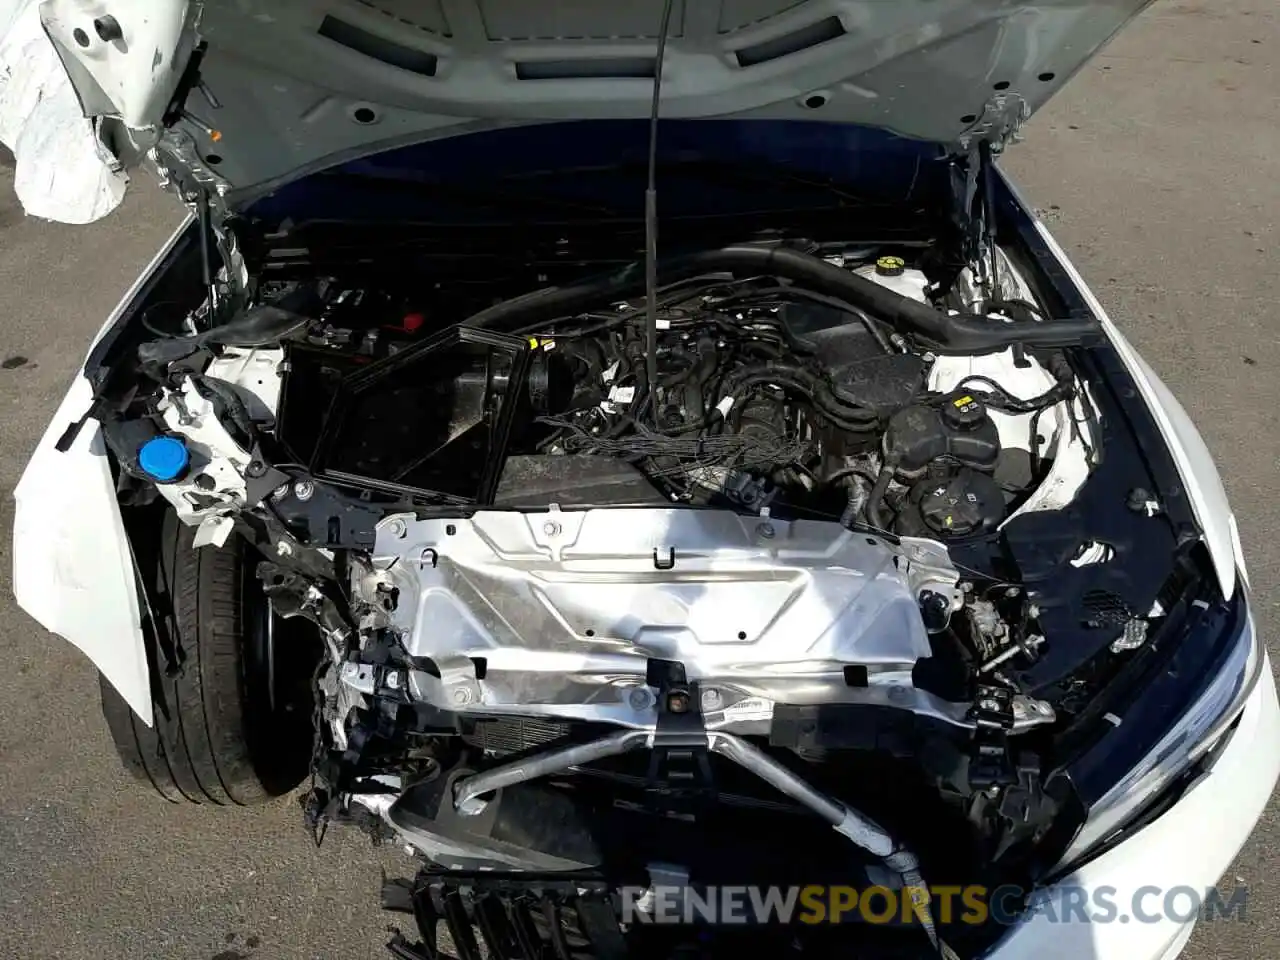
[1058,585,1262,863]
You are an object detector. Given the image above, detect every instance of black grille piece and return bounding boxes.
[385,872,620,960]
[384,868,945,959]
[461,716,572,755]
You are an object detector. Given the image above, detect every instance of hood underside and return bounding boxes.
[14,0,1154,219]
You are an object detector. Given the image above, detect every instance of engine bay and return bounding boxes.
[81,226,1213,957]
[137,248,1086,533]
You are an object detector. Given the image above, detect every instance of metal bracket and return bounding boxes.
[644,660,715,811]
[956,93,1030,157]
[408,655,482,709]
[968,684,1017,790]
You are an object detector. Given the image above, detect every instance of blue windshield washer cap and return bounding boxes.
[138,436,189,482]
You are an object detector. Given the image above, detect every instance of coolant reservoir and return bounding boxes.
[856,255,930,304]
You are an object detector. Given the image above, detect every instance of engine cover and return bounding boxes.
[356,509,967,731]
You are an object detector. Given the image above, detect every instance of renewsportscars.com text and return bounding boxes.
[618,884,1249,926]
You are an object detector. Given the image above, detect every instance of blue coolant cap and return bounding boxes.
[138,436,189,482]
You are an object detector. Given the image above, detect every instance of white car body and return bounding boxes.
[5,1,1277,957]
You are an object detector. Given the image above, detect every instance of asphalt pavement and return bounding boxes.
[1,1,1277,957]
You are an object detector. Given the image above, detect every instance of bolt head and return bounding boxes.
[452,688,472,705]
[667,691,691,714]
[386,670,401,690]
[275,541,293,557]
[386,519,406,538]
[700,688,723,711]
[293,480,315,501]
[755,523,775,539]
[542,521,561,537]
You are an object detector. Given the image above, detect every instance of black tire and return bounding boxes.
[99,509,315,804]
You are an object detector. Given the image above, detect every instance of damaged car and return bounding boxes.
[7,1,1278,958]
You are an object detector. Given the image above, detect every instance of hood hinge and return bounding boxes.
[143,32,248,317]
[150,122,248,319]
[948,94,1027,308]
[957,92,1031,158]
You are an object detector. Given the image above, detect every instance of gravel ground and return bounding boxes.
[0,1,1276,957]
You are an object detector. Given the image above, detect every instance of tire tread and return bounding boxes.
[99,511,277,805]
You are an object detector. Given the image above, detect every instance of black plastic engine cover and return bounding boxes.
[828,353,928,415]
[494,455,668,507]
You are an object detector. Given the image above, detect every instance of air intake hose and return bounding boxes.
[463,242,1098,354]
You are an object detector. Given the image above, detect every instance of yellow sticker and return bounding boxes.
[528,337,540,348]
[954,395,974,406]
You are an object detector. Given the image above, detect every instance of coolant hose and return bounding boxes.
[463,243,1098,353]
[866,462,897,532]
[840,487,861,530]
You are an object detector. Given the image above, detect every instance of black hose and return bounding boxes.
[840,488,860,530]
[700,245,1097,352]
[842,304,894,354]
[463,243,1098,354]
[825,466,883,488]
[513,279,738,339]
[985,298,1045,321]
[865,463,897,532]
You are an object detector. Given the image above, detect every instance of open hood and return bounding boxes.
[14,0,1152,220]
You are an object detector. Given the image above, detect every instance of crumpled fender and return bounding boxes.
[13,375,151,723]
[11,216,193,726]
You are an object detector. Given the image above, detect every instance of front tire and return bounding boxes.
[99,510,314,804]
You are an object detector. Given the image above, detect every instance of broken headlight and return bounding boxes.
[1061,585,1263,862]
